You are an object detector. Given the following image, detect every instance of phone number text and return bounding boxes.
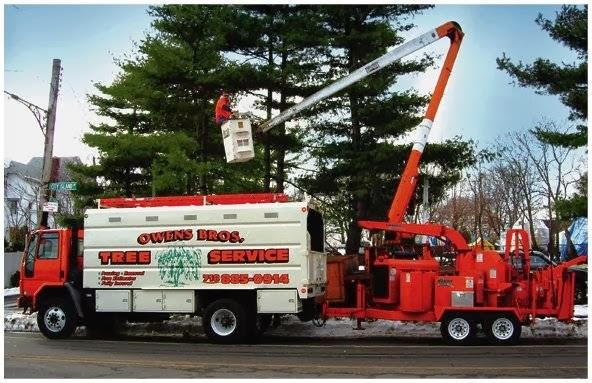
[202,273,289,285]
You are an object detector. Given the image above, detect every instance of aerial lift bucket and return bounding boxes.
[221,118,255,163]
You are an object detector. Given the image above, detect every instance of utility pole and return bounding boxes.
[39,59,62,228]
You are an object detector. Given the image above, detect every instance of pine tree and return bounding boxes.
[69,5,268,210]
[497,5,587,148]
[221,5,326,192]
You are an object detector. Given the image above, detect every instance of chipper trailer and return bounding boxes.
[18,21,586,345]
[219,20,587,345]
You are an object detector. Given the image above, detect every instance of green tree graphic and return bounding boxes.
[157,248,201,287]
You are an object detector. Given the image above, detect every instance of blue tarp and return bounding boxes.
[559,217,588,261]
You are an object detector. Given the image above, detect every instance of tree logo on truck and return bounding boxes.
[157,247,202,287]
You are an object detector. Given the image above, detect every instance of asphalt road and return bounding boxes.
[3,294,17,311]
[4,332,588,378]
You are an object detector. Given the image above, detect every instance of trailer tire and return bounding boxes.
[37,297,78,339]
[485,314,521,345]
[203,299,248,343]
[440,313,476,345]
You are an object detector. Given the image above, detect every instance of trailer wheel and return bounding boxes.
[203,299,247,343]
[440,314,476,345]
[485,314,521,345]
[37,298,78,339]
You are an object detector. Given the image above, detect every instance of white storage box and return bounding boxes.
[221,119,255,163]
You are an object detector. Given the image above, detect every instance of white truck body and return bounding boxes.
[83,201,326,315]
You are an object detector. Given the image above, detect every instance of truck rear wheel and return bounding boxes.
[37,298,78,339]
[485,314,521,345]
[440,313,476,345]
[203,299,248,343]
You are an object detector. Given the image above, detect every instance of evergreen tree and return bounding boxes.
[68,4,267,217]
[222,5,327,192]
[497,5,587,148]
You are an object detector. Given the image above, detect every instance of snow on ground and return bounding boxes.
[4,287,19,296]
[574,304,588,318]
[5,287,587,338]
[4,306,588,339]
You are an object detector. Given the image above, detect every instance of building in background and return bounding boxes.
[4,156,81,247]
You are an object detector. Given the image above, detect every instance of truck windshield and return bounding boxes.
[24,233,38,277]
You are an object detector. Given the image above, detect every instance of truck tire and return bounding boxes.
[203,299,248,343]
[485,314,521,345]
[440,313,476,345]
[37,297,78,339]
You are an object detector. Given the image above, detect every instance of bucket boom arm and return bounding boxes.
[257,21,464,223]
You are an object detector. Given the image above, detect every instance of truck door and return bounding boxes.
[22,231,65,289]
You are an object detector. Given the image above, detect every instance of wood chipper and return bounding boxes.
[222,21,587,344]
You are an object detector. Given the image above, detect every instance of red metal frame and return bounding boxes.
[388,22,464,223]
[98,193,290,208]
[358,220,471,253]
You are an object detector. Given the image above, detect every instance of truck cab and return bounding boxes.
[18,227,84,338]
[19,228,82,310]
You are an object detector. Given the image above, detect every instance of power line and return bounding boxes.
[62,77,92,122]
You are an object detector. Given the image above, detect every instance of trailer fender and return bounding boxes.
[64,282,84,318]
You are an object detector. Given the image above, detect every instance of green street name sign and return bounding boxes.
[49,181,78,191]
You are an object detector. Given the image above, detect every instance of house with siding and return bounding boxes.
[4,156,81,245]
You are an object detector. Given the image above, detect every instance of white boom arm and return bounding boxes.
[258,27,441,133]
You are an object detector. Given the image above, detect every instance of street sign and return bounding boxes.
[42,201,59,213]
[49,181,77,191]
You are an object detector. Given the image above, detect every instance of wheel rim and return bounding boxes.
[491,317,514,340]
[211,308,237,336]
[44,306,67,333]
[448,317,470,340]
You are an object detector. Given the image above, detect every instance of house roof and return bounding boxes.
[4,157,82,182]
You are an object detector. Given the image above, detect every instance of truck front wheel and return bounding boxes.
[203,299,248,343]
[37,298,78,339]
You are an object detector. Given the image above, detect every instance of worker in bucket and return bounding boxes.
[215,91,235,125]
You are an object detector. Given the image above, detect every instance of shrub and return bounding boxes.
[10,270,20,288]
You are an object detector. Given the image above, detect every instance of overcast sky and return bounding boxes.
[3,3,585,165]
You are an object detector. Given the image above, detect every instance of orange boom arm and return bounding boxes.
[388,22,464,223]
